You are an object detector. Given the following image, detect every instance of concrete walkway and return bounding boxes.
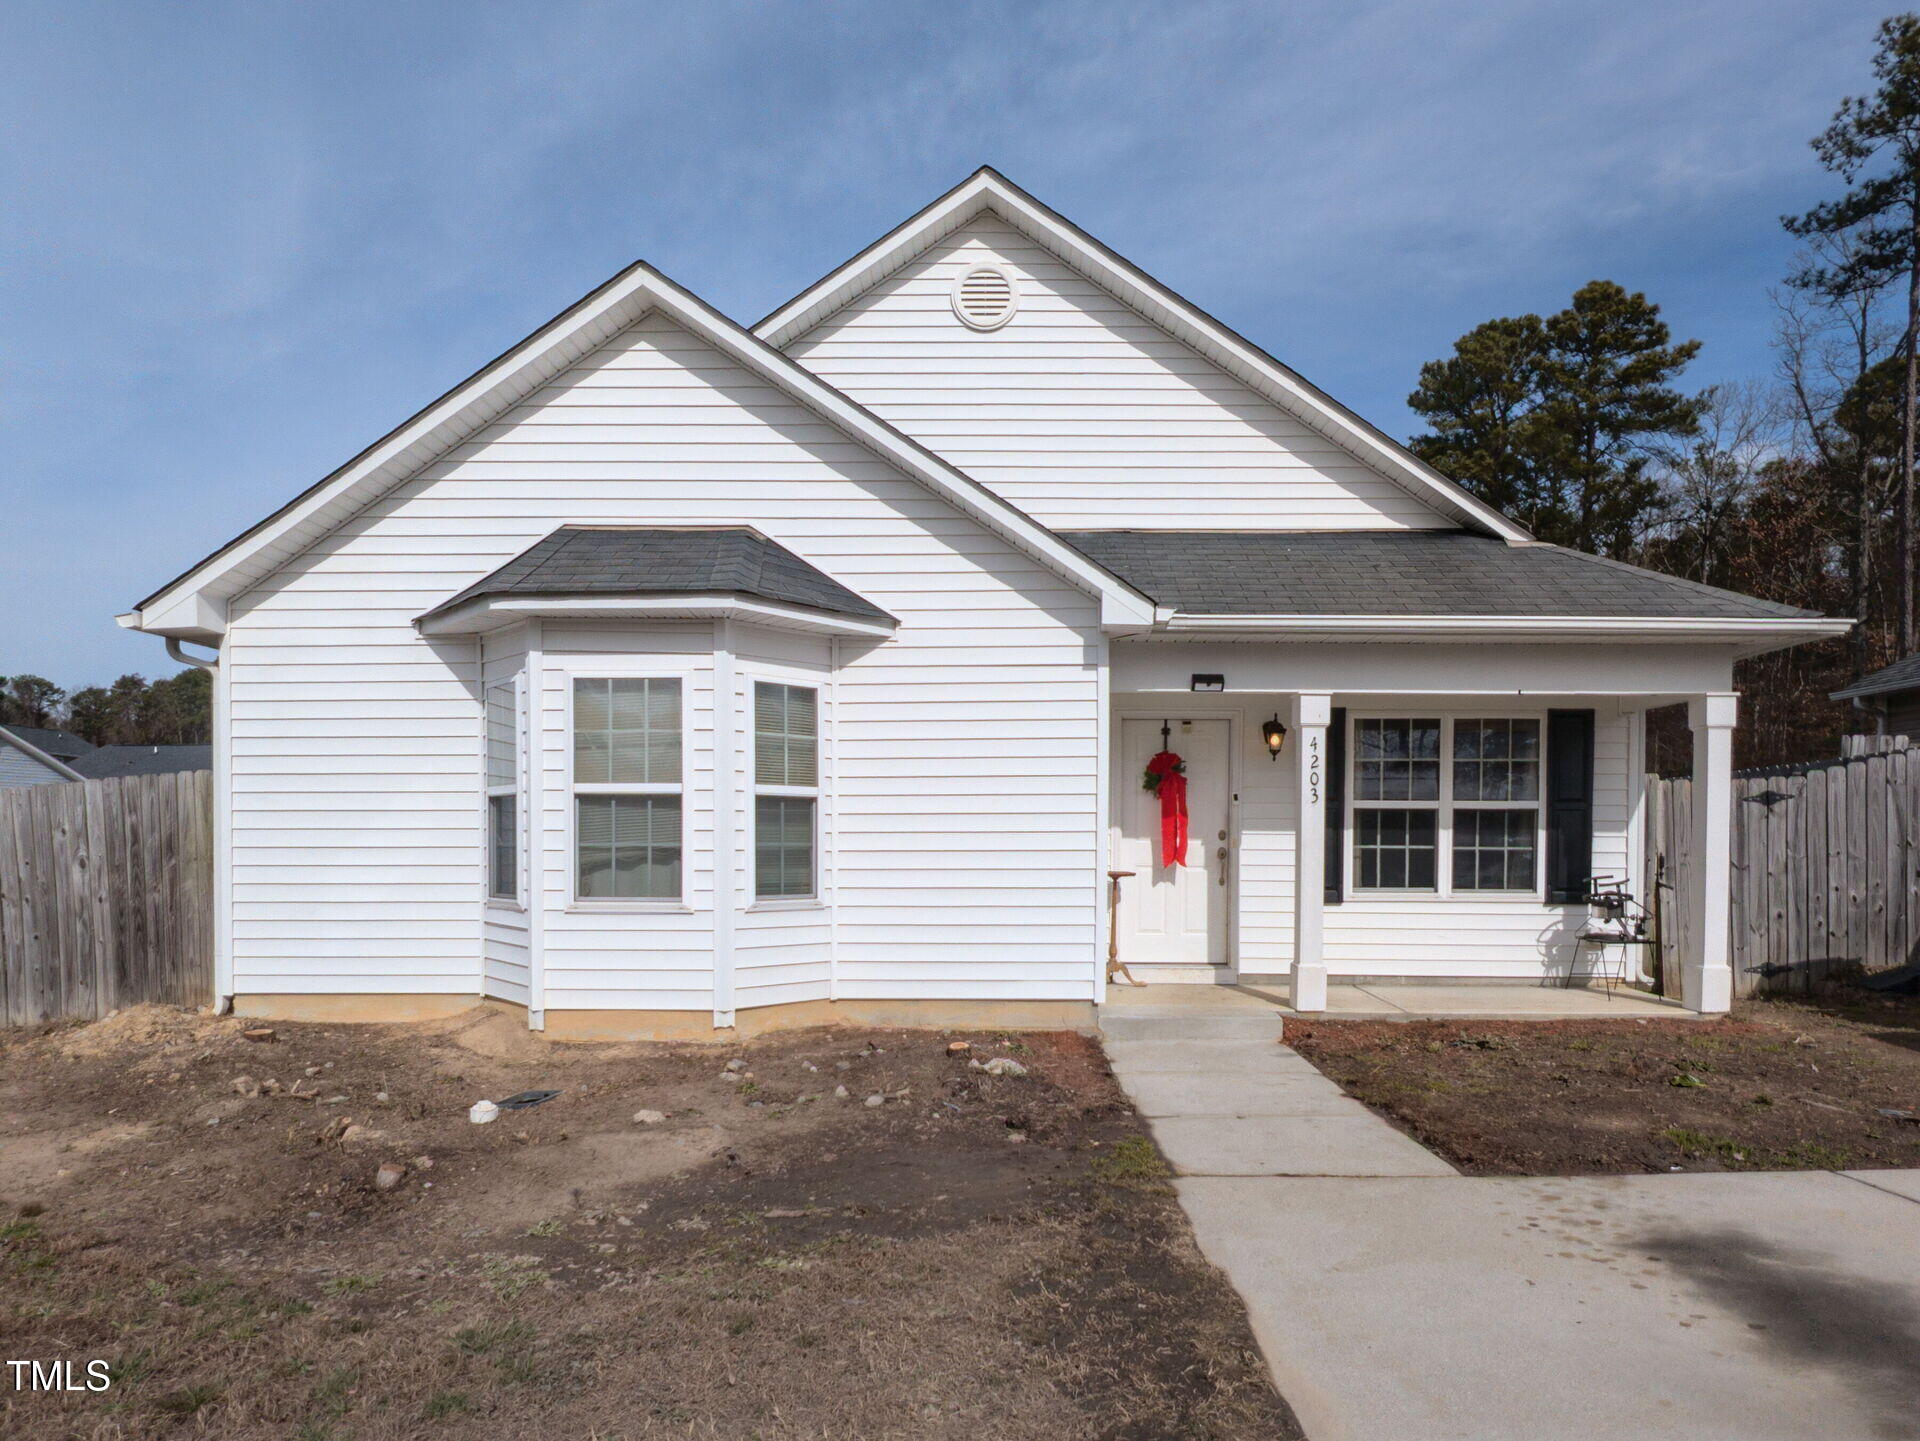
[1100,993,1920,1441]
[1102,994,1453,1179]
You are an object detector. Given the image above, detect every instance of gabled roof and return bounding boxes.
[1832,652,1920,702]
[122,259,1154,641]
[0,724,93,761]
[68,745,212,779]
[417,526,895,631]
[0,726,85,780]
[755,167,1533,544]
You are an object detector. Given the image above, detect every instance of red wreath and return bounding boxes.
[1143,750,1189,867]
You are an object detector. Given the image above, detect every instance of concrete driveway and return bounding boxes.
[1179,1169,1920,1441]
[1101,994,1920,1441]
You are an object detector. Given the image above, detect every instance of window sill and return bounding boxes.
[564,901,696,915]
[1348,891,1550,903]
[746,898,826,913]
[486,898,527,915]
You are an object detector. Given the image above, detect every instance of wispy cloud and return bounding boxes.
[0,0,1879,684]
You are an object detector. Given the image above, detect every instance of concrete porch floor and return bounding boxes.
[1100,979,1699,1023]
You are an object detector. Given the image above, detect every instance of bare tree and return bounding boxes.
[1774,234,1897,670]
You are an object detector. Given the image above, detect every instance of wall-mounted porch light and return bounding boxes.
[1262,714,1288,760]
[1190,674,1224,693]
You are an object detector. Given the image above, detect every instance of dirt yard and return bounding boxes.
[0,1006,1298,1440]
[1289,989,1920,1176]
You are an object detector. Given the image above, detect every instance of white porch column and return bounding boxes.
[1686,693,1738,1014]
[1291,693,1332,1012]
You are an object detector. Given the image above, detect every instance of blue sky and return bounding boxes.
[0,0,1883,688]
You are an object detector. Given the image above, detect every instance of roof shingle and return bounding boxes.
[68,746,211,779]
[423,527,894,624]
[1058,531,1820,621]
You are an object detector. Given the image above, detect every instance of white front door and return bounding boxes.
[1114,718,1231,968]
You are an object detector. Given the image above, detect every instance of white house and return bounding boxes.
[118,170,1846,1037]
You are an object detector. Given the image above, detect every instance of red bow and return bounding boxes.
[1144,750,1189,867]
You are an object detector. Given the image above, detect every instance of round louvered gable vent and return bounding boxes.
[952,264,1018,330]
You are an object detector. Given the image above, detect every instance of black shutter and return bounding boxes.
[1324,707,1347,905]
[1545,709,1595,904]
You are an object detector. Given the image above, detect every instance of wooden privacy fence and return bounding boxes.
[1645,743,1920,998]
[0,771,214,1025]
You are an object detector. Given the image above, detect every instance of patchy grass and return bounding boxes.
[1290,990,1920,1175]
[0,1005,1298,1438]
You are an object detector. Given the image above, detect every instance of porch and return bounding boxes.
[1106,638,1744,1013]
[1097,979,1695,1038]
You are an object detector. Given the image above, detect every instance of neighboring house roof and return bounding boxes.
[1061,531,1837,645]
[420,526,896,626]
[121,257,1154,642]
[0,724,94,761]
[67,745,212,779]
[0,726,86,781]
[1831,653,1920,702]
[755,167,1532,545]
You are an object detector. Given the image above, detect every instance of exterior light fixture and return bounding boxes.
[1262,714,1288,759]
[1190,674,1224,693]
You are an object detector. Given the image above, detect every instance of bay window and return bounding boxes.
[573,676,682,901]
[753,681,818,900]
[1351,715,1542,896]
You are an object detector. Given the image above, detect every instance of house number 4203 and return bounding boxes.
[1306,733,1322,803]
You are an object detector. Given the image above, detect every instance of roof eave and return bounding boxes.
[1154,613,1851,657]
[416,593,899,640]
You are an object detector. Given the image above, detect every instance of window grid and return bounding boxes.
[1452,809,1537,891]
[1350,715,1544,897]
[753,681,820,901]
[571,676,684,903]
[485,681,519,902]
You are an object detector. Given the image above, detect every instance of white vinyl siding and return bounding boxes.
[785,214,1453,532]
[222,311,1100,1010]
[0,746,69,787]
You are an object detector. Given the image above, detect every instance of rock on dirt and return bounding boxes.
[631,1109,667,1125]
[864,1094,885,1108]
[978,1058,1028,1078]
[374,1162,406,1191]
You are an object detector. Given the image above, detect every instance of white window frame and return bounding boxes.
[484,674,524,909]
[746,669,824,910]
[564,664,695,911]
[1347,711,1547,901]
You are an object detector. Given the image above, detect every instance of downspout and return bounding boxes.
[1850,695,1888,736]
[163,636,232,1014]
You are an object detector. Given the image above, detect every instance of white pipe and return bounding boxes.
[165,636,219,671]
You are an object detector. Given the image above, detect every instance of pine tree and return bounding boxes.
[1786,12,1920,650]
[1409,283,1700,555]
